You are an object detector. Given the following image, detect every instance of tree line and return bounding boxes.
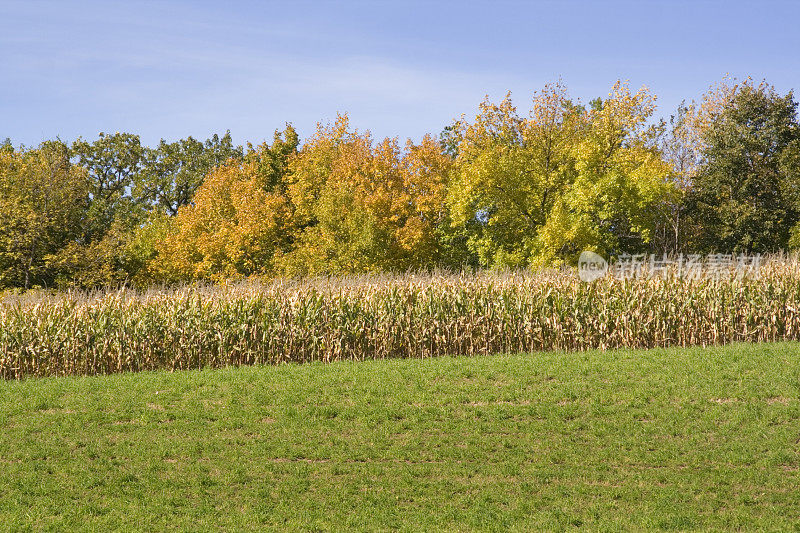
[2,77,799,289]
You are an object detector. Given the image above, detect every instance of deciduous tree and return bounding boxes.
[448,81,676,266]
[153,127,298,282]
[136,131,243,216]
[0,142,88,289]
[684,79,800,252]
[280,115,452,275]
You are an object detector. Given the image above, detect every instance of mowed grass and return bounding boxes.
[2,343,800,531]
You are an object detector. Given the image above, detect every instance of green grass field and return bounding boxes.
[2,343,800,531]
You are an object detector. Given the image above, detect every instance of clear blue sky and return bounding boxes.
[2,0,798,147]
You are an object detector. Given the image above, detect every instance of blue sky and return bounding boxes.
[2,0,799,147]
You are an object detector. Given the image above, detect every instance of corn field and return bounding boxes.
[3,260,800,379]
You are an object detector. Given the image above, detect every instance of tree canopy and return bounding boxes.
[448,81,677,267]
[683,79,800,252]
[2,77,798,289]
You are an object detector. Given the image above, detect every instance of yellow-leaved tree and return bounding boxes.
[448,82,582,266]
[449,81,678,266]
[0,141,89,289]
[536,81,678,260]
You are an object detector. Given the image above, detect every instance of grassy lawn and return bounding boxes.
[2,343,800,531]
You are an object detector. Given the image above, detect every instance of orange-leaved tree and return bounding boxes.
[278,114,452,276]
[152,127,298,282]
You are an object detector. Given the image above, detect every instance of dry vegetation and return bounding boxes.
[3,258,800,379]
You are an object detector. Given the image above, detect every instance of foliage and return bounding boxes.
[652,102,695,254]
[137,131,243,216]
[543,82,678,260]
[684,78,800,253]
[71,132,145,242]
[0,141,88,289]
[154,127,298,282]
[280,115,453,275]
[1,76,799,288]
[119,212,173,286]
[448,81,677,267]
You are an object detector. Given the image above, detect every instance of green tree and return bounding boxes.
[439,122,463,158]
[137,131,243,216]
[685,79,800,253]
[71,132,145,243]
[61,132,148,286]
